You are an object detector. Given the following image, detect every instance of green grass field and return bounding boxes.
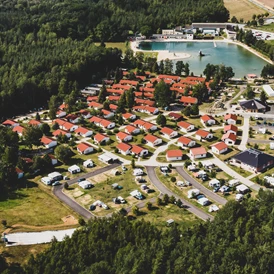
[94,42,128,52]
[0,180,78,234]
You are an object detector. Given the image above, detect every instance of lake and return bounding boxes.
[139,41,268,77]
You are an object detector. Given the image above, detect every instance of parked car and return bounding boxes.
[89,205,96,211]
[77,178,85,182]
[102,204,109,210]
[113,198,121,204]
[118,196,126,203]
[213,187,220,193]
[52,181,61,186]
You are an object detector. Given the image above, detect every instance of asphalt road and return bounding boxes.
[175,167,227,206]
[145,166,214,221]
[53,163,121,219]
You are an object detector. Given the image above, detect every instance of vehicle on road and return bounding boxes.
[77,178,85,182]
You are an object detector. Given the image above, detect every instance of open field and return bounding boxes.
[0,243,50,266]
[256,0,274,9]
[0,181,78,234]
[254,23,274,33]
[136,203,200,229]
[94,42,128,52]
[224,0,265,21]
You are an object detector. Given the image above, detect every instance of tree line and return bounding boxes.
[2,189,274,273]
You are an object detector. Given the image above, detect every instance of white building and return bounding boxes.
[263,85,274,97]
[68,165,81,174]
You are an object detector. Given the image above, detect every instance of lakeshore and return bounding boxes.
[131,39,273,65]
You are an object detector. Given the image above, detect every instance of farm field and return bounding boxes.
[224,0,265,21]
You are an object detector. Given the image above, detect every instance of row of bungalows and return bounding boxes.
[132,105,159,115]
[133,119,157,132]
[135,98,155,107]
[89,116,115,129]
[117,142,148,157]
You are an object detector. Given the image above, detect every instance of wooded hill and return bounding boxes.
[2,189,274,273]
[0,0,229,119]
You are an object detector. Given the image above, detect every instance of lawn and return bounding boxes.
[252,166,274,184]
[136,203,200,229]
[228,163,253,177]
[64,166,159,216]
[253,23,274,33]
[94,42,128,52]
[215,147,241,161]
[224,0,265,21]
[0,180,78,234]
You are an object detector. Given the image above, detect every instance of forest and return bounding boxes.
[1,189,274,273]
[0,0,229,119]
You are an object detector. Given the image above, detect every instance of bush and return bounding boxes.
[170,177,176,182]
[168,164,172,169]
[78,218,86,226]
[64,182,69,189]
[113,128,119,134]
[114,148,119,153]
[146,202,152,210]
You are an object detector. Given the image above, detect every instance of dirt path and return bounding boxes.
[3,215,78,234]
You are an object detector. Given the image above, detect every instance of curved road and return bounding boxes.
[175,167,227,206]
[53,163,121,219]
[145,166,214,221]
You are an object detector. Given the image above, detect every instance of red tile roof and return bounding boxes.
[119,80,139,86]
[177,136,193,145]
[108,95,120,101]
[133,119,146,127]
[101,109,112,116]
[201,115,215,122]
[52,129,69,136]
[224,113,237,121]
[185,76,205,83]
[89,116,102,123]
[88,101,103,108]
[122,113,135,119]
[75,127,90,134]
[224,124,238,133]
[180,96,198,104]
[13,125,24,134]
[112,84,131,90]
[158,75,180,81]
[106,88,124,95]
[41,136,55,145]
[2,119,18,126]
[190,147,207,156]
[77,142,92,153]
[116,131,131,140]
[168,112,183,120]
[178,121,193,129]
[222,133,237,142]
[131,145,146,154]
[86,96,98,102]
[100,119,113,127]
[125,125,138,134]
[109,104,118,110]
[117,142,131,152]
[196,129,211,138]
[166,150,183,158]
[144,134,160,143]
[161,127,175,135]
[211,142,228,151]
[94,133,108,143]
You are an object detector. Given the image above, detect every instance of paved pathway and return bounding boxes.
[238,116,250,151]
[209,156,262,191]
[5,228,76,246]
[53,163,121,219]
[248,138,272,144]
[175,167,227,206]
[145,166,214,221]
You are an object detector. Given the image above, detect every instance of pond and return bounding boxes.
[139,41,268,78]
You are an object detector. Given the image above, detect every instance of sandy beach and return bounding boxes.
[130,39,274,64]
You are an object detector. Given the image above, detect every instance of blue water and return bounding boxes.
[140,41,268,77]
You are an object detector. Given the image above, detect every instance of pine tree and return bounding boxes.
[98,83,107,103]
